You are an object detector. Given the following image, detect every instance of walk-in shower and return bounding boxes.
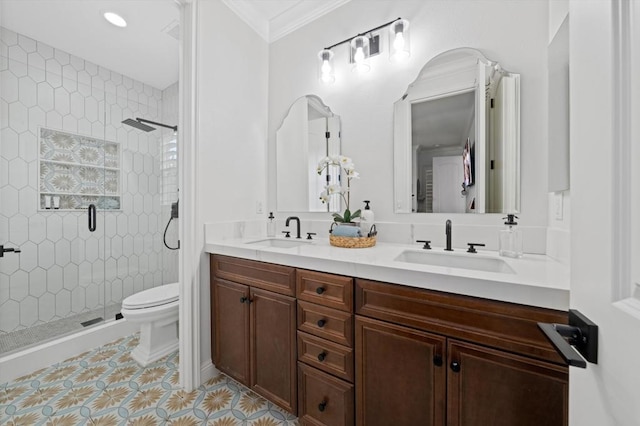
[0,22,180,366]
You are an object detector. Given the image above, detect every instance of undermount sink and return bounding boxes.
[246,238,311,249]
[394,250,515,274]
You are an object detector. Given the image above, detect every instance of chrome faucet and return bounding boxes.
[445,219,453,251]
[285,216,301,239]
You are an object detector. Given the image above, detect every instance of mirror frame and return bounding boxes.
[393,47,520,214]
[275,94,341,212]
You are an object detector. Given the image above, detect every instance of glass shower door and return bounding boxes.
[0,29,111,354]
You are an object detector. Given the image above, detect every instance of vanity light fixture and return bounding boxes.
[389,19,410,62]
[318,49,335,84]
[316,17,409,84]
[104,11,127,28]
[351,36,371,73]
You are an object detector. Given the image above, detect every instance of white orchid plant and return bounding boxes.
[317,155,361,223]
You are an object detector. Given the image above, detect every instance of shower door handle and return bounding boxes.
[88,204,97,232]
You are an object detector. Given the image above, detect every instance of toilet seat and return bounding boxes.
[122,283,179,310]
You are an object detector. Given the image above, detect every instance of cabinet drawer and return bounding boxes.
[297,269,353,312]
[211,255,296,296]
[298,362,354,426]
[298,331,354,382]
[356,278,568,364]
[298,300,353,346]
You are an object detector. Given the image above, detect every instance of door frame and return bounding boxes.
[177,0,200,391]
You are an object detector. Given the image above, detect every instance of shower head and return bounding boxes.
[122,118,156,132]
[122,118,178,132]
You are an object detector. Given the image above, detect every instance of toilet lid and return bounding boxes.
[122,283,179,309]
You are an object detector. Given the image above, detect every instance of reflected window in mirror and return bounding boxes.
[276,95,342,212]
[394,48,520,214]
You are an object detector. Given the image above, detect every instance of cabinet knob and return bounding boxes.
[433,355,443,366]
[316,287,325,295]
[317,319,326,328]
[318,400,327,412]
[317,351,327,362]
[239,297,252,304]
[450,361,461,372]
[240,297,247,303]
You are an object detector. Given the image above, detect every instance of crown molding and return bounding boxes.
[221,0,351,43]
[269,0,351,43]
[221,0,269,41]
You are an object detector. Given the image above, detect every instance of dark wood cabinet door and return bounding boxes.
[298,362,354,426]
[355,316,446,426]
[250,287,298,414]
[447,340,568,426]
[212,278,250,385]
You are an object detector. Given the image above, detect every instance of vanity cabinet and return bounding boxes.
[355,278,569,426]
[296,269,355,426]
[211,255,297,414]
[210,254,569,425]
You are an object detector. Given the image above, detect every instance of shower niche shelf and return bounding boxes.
[38,128,121,211]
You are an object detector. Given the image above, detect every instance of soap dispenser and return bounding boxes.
[360,200,375,233]
[499,214,523,258]
[267,212,276,237]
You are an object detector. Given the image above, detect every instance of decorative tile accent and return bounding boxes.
[39,127,121,210]
[0,334,299,425]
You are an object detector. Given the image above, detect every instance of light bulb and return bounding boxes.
[393,32,405,51]
[321,70,334,84]
[318,49,335,84]
[321,59,332,74]
[354,47,365,64]
[389,19,410,62]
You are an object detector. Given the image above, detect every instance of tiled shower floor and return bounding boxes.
[0,303,122,356]
[0,334,298,425]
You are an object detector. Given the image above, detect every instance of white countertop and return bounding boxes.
[205,237,570,311]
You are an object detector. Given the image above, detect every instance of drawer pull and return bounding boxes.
[318,400,327,412]
[317,319,326,328]
[239,297,252,304]
[433,355,443,366]
[317,351,327,362]
[450,361,461,372]
[316,287,325,295]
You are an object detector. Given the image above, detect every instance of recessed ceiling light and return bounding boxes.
[104,12,127,28]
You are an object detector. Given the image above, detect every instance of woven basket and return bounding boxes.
[329,234,377,248]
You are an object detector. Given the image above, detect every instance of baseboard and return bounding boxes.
[200,358,218,384]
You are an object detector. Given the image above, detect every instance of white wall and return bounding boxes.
[268,0,549,231]
[196,0,269,365]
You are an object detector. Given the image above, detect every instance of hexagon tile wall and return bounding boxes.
[0,26,179,337]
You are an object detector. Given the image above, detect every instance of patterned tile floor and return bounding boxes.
[0,334,299,425]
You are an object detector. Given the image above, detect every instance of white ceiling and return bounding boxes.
[0,0,348,90]
[0,0,180,90]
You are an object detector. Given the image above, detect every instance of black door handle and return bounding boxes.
[0,245,21,258]
[88,204,96,232]
[538,309,598,368]
[450,361,460,372]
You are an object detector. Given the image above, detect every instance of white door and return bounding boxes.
[569,2,640,424]
[432,156,466,213]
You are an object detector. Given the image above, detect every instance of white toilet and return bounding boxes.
[121,283,179,366]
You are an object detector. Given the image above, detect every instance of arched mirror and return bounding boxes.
[394,48,520,213]
[276,95,341,212]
